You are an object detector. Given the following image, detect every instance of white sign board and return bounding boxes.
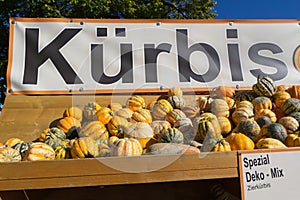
[7,18,300,94]
[239,149,300,200]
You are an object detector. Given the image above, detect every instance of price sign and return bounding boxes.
[239,148,300,200]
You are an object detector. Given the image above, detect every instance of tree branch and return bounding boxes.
[161,0,188,19]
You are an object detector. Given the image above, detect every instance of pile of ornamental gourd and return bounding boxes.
[1,76,300,162]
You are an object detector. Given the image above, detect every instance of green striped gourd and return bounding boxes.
[252,76,277,97]
[281,98,300,115]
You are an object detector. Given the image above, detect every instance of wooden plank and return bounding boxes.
[0,152,238,190]
[0,152,237,180]
[0,168,238,191]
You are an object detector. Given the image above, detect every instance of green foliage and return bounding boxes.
[0,0,217,109]
[63,0,217,19]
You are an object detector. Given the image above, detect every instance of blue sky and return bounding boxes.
[214,0,300,19]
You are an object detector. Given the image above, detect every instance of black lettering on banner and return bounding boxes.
[226,28,243,81]
[144,43,172,82]
[248,43,288,80]
[227,44,244,81]
[176,29,220,82]
[91,43,133,84]
[23,28,83,84]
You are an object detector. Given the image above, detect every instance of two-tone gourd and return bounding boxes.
[96,107,114,125]
[0,147,22,162]
[107,116,130,138]
[193,112,222,142]
[158,127,184,144]
[126,95,146,112]
[110,137,143,157]
[44,127,67,148]
[151,99,173,120]
[83,102,101,121]
[281,98,300,115]
[131,108,152,124]
[25,142,55,161]
[56,116,81,138]
[80,120,109,141]
[253,123,288,143]
[70,137,99,158]
[252,76,277,97]
[124,122,154,149]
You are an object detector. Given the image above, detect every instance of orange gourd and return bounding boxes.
[277,84,290,91]
[126,95,146,112]
[214,86,235,98]
[56,116,81,137]
[96,107,114,125]
[63,106,83,122]
[131,108,152,124]
[224,97,236,111]
[70,137,99,158]
[287,85,300,99]
[225,133,255,150]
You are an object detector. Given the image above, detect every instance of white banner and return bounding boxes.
[7,18,300,94]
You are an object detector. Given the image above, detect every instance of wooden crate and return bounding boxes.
[0,94,241,199]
